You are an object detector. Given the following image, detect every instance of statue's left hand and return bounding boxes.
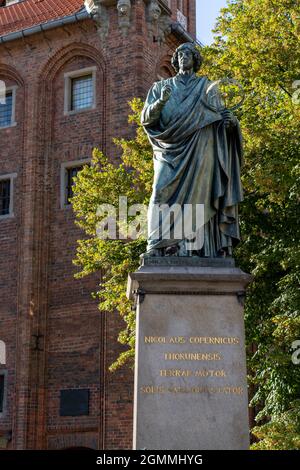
[221,109,237,129]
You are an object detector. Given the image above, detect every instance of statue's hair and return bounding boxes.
[171,43,203,73]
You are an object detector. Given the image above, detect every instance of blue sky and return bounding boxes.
[196,0,228,45]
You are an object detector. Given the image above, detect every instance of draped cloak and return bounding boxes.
[141,73,244,257]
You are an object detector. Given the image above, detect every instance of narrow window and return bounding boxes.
[0,91,13,128]
[0,179,10,216]
[64,67,96,115]
[65,166,83,204]
[71,74,93,111]
[60,160,90,209]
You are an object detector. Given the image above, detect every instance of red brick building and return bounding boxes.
[0,0,196,450]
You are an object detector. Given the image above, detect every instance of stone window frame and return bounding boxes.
[64,66,97,116]
[0,370,8,419]
[60,158,91,209]
[0,85,17,130]
[0,173,17,220]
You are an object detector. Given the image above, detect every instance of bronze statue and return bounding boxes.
[141,43,244,258]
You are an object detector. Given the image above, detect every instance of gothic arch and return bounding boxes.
[0,62,25,123]
[38,42,106,84]
[36,42,107,148]
[0,62,25,170]
[31,44,108,451]
[0,63,24,87]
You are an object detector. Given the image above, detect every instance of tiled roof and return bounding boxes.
[0,0,85,36]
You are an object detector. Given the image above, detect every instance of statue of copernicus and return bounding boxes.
[141,43,244,258]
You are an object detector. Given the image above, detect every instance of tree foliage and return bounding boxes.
[251,401,300,449]
[201,0,300,447]
[72,0,300,447]
[72,99,153,370]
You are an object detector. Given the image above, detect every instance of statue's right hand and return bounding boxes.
[160,85,172,103]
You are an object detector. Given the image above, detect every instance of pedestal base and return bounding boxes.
[127,258,252,450]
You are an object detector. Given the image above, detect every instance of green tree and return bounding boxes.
[72,0,300,448]
[200,0,300,448]
[251,401,300,450]
[72,99,153,370]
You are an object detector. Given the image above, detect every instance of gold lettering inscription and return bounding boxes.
[167,386,244,395]
[189,337,240,345]
[144,336,166,344]
[140,386,166,394]
[144,336,240,345]
[164,352,222,361]
[140,385,244,395]
[160,369,193,377]
[160,369,227,378]
[194,369,226,377]
[169,336,186,344]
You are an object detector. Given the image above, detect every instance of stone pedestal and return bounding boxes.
[127,258,252,450]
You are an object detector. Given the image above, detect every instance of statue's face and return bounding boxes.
[177,48,194,72]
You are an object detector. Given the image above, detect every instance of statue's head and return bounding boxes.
[171,43,203,73]
[117,0,131,16]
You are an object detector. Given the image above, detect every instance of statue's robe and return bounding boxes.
[141,73,244,256]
